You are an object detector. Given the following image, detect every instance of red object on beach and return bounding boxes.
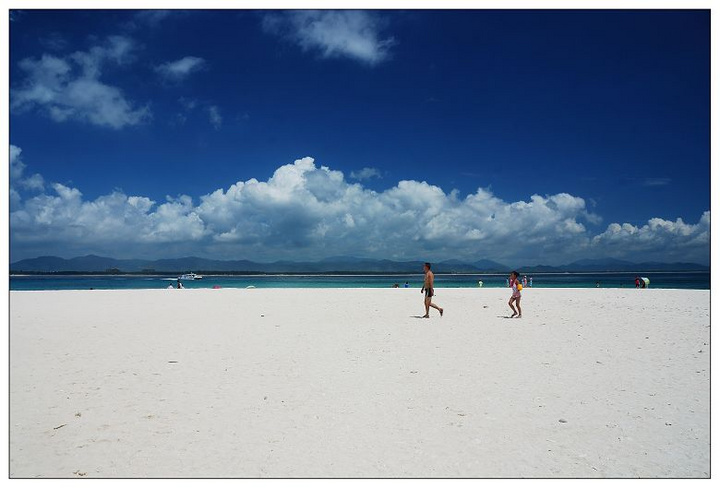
[213,285,221,289]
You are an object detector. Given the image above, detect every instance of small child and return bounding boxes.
[508,271,522,318]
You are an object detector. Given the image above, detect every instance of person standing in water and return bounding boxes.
[421,262,444,318]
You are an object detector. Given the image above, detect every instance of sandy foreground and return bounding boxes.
[9,287,710,478]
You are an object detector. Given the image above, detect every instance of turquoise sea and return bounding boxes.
[9,272,710,291]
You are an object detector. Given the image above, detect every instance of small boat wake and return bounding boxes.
[178,272,203,280]
[161,273,204,281]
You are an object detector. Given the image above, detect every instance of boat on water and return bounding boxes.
[178,272,203,280]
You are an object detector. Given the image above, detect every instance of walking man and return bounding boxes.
[421,262,444,318]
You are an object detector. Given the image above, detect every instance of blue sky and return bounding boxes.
[8,9,710,264]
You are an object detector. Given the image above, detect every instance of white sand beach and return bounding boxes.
[9,288,710,478]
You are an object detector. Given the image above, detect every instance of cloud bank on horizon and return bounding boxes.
[9,144,710,265]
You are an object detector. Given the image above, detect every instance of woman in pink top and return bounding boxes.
[508,271,522,318]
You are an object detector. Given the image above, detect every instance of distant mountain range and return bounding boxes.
[9,254,710,274]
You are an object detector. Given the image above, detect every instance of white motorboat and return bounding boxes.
[178,272,203,280]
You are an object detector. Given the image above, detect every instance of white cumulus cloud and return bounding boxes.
[592,212,710,262]
[11,185,207,257]
[10,145,44,207]
[263,10,395,65]
[8,147,711,264]
[11,36,149,129]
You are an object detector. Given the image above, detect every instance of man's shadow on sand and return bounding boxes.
[412,315,518,319]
